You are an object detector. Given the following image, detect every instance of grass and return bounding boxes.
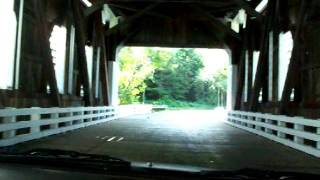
[147,98,215,110]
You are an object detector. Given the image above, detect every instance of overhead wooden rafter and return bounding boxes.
[233,0,262,21]
[84,0,105,16]
[190,5,241,41]
[105,3,160,36]
[108,3,171,20]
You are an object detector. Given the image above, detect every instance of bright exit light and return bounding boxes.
[255,0,268,12]
[165,109,226,132]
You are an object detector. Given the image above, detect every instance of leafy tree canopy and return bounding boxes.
[118,47,227,108]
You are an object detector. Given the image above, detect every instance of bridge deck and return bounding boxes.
[10,110,320,173]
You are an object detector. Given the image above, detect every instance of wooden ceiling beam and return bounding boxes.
[84,0,105,16]
[191,5,241,40]
[105,3,160,36]
[108,3,171,20]
[233,0,263,21]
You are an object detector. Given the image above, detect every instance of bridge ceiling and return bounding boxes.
[102,0,262,48]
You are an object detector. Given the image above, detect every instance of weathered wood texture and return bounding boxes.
[279,0,307,114]
[3,0,320,119]
[71,0,94,106]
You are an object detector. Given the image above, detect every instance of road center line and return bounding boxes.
[101,136,108,140]
[107,137,116,141]
[117,137,124,142]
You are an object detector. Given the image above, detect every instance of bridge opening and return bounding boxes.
[117,47,229,110]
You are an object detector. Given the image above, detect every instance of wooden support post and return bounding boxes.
[72,0,94,106]
[280,1,307,114]
[91,23,99,102]
[272,30,279,102]
[247,39,253,104]
[65,15,76,95]
[94,13,110,106]
[270,0,280,103]
[234,41,246,110]
[248,2,275,111]
[39,17,61,107]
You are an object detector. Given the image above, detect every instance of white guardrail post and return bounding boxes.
[2,108,16,139]
[50,108,59,129]
[226,111,320,157]
[30,107,40,133]
[317,125,320,150]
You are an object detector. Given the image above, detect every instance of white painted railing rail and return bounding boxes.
[0,106,117,147]
[227,111,320,157]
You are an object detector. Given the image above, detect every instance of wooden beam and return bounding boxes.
[246,26,253,107]
[72,0,94,106]
[271,0,281,102]
[279,1,307,114]
[234,0,263,21]
[84,0,105,17]
[38,12,61,106]
[248,1,274,111]
[93,12,110,105]
[108,3,171,20]
[234,45,246,110]
[105,3,160,36]
[191,5,241,40]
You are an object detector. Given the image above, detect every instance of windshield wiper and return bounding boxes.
[0,148,131,171]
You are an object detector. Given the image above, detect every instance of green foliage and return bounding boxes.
[212,67,227,92]
[146,49,204,101]
[146,48,172,69]
[118,47,153,104]
[147,97,214,110]
[119,47,228,108]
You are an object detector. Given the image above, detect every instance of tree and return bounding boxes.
[146,49,204,101]
[119,47,227,108]
[146,48,172,69]
[118,47,153,104]
[211,67,227,106]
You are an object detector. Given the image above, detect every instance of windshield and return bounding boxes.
[0,0,320,176]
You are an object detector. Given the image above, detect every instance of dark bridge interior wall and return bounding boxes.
[234,0,320,118]
[1,0,320,119]
[0,0,112,108]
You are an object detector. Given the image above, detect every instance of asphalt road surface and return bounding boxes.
[11,109,320,174]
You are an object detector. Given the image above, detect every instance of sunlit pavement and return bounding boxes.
[11,109,320,173]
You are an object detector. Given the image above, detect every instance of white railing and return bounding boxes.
[0,106,117,147]
[227,111,320,157]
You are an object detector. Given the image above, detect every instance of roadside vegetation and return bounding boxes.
[119,47,227,109]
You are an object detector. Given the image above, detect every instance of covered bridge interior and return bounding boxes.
[1,0,320,171]
[1,0,319,118]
